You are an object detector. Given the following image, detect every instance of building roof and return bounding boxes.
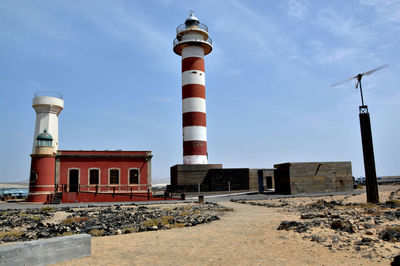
[36,129,53,141]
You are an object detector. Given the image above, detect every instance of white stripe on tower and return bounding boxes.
[181,45,207,164]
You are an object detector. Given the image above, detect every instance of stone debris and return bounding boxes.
[232,188,400,262]
[0,203,229,243]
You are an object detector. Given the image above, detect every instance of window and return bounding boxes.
[109,169,119,185]
[89,169,99,185]
[129,169,139,184]
[30,171,38,184]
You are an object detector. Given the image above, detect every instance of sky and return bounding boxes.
[0,0,399,183]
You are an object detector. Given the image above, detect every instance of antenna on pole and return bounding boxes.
[332,64,389,204]
[332,64,388,106]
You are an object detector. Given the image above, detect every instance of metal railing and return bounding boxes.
[55,184,180,201]
[57,184,149,193]
[173,37,212,47]
[176,23,208,34]
[34,91,63,99]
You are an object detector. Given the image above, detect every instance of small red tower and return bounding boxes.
[28,129,56,202]
[28,92,64,203]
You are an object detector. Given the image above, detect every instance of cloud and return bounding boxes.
[317,46,359,64]
[287,0,309,20]
[80,3,170,51]
[361,0,400,24]
[315,8,375,45]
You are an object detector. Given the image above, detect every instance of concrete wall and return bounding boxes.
[274,162,353,194]
[170,164,222,186]
[168,165,273,192]
[0,234,90,266]
[203,168,250,191]
[249,169,259,190]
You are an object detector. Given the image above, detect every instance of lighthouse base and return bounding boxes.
[167,164,262,193]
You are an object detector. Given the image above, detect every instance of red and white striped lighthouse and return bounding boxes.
[173,12,212,164]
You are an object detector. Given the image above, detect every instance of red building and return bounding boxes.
[55,150,153,203]
[29,148,154,203]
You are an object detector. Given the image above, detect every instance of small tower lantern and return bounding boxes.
[173,12,212,165]
[36,129,53,147]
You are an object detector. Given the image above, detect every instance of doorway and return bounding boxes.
[69,169,79,192]
[266,176,273,189]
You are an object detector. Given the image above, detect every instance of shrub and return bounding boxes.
[62,217,89,224]
[41,207,54,212]
[169,223,186,229]
[218,207,234,212]
[141,216,174,228]
[160,215,174,224]
[31,215,41,221]
[0,231,24,238]
[122,227,138,234]
[89,229,105,237]
[142,219,160,227]
[57,231,76,237]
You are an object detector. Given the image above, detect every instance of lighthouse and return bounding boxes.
[173,12,212,164]
[28,91,63,202]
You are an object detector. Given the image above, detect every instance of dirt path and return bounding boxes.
[56,201,385,266]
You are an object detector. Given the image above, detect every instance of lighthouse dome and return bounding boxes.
[36,129,53,147]
[185,11,200,27]
[36,129,53,141]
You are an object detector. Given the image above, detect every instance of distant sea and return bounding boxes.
[0,182,169,197]
[0,188,29,196]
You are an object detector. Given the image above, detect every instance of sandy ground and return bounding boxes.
[55,187,400,266]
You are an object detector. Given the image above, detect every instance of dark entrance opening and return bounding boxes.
[258,170,264,193]
[266,176,273,189]
[69,169,79,192]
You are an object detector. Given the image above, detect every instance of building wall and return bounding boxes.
[57,150,152,193]
[274,162,353,194]
[169,165,272,192]
[170,164,222,186]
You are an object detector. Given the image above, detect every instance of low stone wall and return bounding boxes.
[0,234,91,266]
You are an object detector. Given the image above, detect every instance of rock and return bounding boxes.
[379,230,400,242]
[310,235,323,242]
[3,236,13,242]
[366,231,374,235]
[331,219,344,229]
[277,221,290,230]
[361,237,373,243]
[362,254,372,259]
[300,213,326,219]
[330,219,355,233]
[277,221,308,233]
[391,255,400,266]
